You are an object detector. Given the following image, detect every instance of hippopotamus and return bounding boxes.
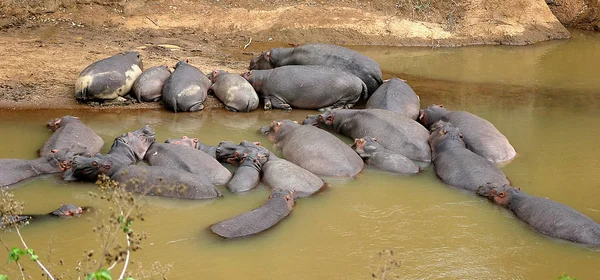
[132,65,171,102]
[227,150,267,193]
[305,109,431,162]
[75,51,143,101]
[144,142,232,186]
[1,203,90,228]
[365,78,420,120]
[63,125,155,182]
[260,120,363,177]
[39,116,104,157]
[207,70,259,112]
[419,104,517,163]
[165,136,217,158]
[0,144,88,189]
[242,65,366,111]
[248,43,383,96]
[351,137,419,176]
[429,121,510,192]
[261,154,325,198]
[162,60,211,112]
[477,184,600,245]
[215,140,270,166]
[210,189,295,239]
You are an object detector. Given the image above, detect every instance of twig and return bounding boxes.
[145,16,159,27]
[15,227,55,280]
[0,237,26,280]
[243,37,252,49]
[117,234,131,280]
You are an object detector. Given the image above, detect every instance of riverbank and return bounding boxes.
[0,0,572,109]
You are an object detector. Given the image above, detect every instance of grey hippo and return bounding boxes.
[208,70,259,112]
[162,60,211,112]
[351,137,420,176]
[227,149,268,193]
[132,65,171,102]
[1,203,90,228]
[261,153,325,198]
[39,115,104,157]
[165,136,217,159]
[365,78,420,120]
[249,43,383,96]
[75,51,143,101]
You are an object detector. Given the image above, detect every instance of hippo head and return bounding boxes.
[302,114,321,127]
[112,125,156,160]
[259,120,298,142]
[268,189,297,210]
[49,143,90,171]
[47,116,80,131]
[51,203,84,217]
[351,137,380,159]
[419,104,451,128]
[63,155,113,182]
[124,51,143,69]
[239,140,270,159]
[316,112,335,129]
[249,51,274,70]
[165,136,199,149]
[239,150,269,171]
[477,183,520,207]
[428,121,465,153]
[208,70,227,83]
[215,141,242,165]
[174,60,191,70]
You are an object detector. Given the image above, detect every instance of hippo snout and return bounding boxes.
[259,125,271,135]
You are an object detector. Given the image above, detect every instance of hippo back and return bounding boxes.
[262,155,325,198]
[162,61,211,112]
[365,78,420,120]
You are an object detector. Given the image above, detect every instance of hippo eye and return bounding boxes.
[91,161,98,166]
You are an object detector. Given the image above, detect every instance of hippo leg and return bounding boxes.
[188,103,205,112]
[264,98,272,110]
[270,97,292,111]
[225,106,239,112]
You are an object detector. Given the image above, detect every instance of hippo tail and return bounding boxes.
[360,81,369,100]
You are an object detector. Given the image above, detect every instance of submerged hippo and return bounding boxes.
[208,70,259,112]
[262,154,325,198]
[1,203,90,228]
[1,144,88,189]
[39,116,104,157]
[242,65,366,111]
[260,120,363,177]
[248,44,383,96]
[429,121,510,192]
[365,78,420,120]
[419,104,517,163]
[227,150,267,193]
[477,184,600,246]
[210,189,295,239]
[144,142,232,186]
[165,136,217,158]
[132,65,171,102]
[306,109,431,162]
[351,137,419,176]
[75,51,143,101]
[162,60,211,112]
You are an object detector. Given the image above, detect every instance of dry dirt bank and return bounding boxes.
[0,0,571,109]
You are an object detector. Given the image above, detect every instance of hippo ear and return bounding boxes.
[266,51,271,61]
[185,59,189,63]
[293,120,298,124]
[51,149,58,154]
[318,115,324,122]
[371,138,377,142]
[91,161,98,166]
[276,121,282,128]
[326,115,334,122]
[459,133,464,139]
[498,192,505,198]
[439,104,444,108]
[253,141,261,146]
[490,188,496,195]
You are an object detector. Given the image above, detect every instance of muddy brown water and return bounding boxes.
[1,30,599,279]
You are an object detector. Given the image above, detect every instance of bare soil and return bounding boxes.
[0,0,571,110]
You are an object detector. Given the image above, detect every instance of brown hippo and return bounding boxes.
[429,121,510,192]
[419,104,517,163]
[260,120,363,177]
[210,189,295,239]
[1,203,91,228]
[208,70,259,112]
[162,60,211,112]
[248,43,383,96]
[261,154,325,198]
[75,51,143,101]
[305,109,431,162]
[242,65,366,111]
[365,78,420,120]
[477,183,600,246]
[39,116,104,157]
[351,137,420,176]
[132,65,171,102]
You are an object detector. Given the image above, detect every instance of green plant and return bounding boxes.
[559,273,578,280]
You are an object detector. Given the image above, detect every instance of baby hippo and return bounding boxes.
[227,150,268,193]
[208,70,259,112]
[477,183,600,246]
[351,137,419,176]
[132,65,171,102]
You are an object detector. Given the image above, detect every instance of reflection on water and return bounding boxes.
[1,31,600,279]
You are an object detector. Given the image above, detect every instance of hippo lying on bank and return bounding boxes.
[1,204,90,228]
[208,70,259,112]
[249,43,383,96]
[305,109,431,162]
[242,65,366,111]
[39,116,104,157]
[144,142,232,186]
[75,51,143,102]
[1,144,88,189]
[419,104,517,163]
[165,136,217,158]
[132,65,171,102]
[262,154,325,198]
[477,183,600,246]
[260,120,363,177]
[365,78,420,120]
[429,121,510,192]
[351,137,420,176]
[210,189,295,239]
[162,60,211,112]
